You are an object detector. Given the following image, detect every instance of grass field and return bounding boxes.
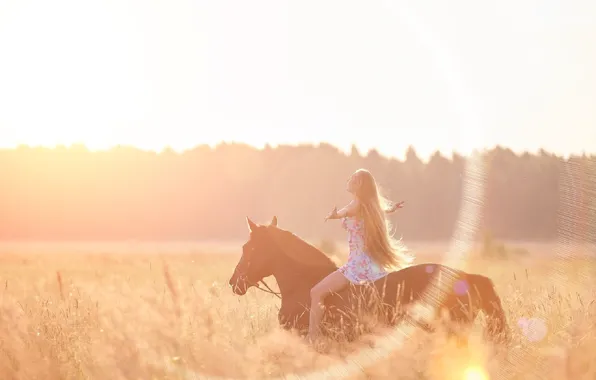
[0,242,595,380]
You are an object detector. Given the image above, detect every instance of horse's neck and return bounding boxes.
[269,229,338,297]
[271,259,334,298]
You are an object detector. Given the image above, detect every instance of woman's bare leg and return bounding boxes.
[308,270,350,341]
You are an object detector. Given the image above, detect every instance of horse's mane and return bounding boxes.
[266,226,338,270]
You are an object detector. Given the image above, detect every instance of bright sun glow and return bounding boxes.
[463,366,489,380]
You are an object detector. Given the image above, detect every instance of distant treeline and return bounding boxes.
[0,144,594,242]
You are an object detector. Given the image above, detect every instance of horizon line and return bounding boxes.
[0,141,593,161]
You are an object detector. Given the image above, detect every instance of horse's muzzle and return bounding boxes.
[229,274,250,295]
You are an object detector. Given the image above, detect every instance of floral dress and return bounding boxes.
[338,216,389,284]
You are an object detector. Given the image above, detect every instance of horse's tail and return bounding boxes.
[472,274,509,342]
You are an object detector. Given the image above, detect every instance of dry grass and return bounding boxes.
[0,243,595,380]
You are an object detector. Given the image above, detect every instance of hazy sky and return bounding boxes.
[0,0,594,159]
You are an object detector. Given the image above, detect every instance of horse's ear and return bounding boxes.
[246,217,257,232]
[270,216,277,227]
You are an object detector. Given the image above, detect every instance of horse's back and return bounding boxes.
[376,263,467,295]
[326,263,476,314]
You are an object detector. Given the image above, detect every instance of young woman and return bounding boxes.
[307,168,413,342]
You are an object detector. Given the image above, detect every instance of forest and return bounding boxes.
[0,143,594,242]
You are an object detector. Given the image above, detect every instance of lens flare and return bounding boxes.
[463,366,489,380]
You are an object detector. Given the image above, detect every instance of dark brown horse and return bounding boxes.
[228,216,509,342]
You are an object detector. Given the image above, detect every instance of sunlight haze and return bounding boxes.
[0,0,594,160]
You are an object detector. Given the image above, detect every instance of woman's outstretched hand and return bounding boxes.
[324,206,338,222]
[388,201,405,213]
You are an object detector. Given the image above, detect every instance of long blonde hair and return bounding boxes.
[351,169,413,270]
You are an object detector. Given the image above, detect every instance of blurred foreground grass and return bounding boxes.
[0,243,595,379]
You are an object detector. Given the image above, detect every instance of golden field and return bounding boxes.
[0,242,595,380]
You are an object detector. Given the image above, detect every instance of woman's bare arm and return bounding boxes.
[338,199,360,218]
[325,199,360,221]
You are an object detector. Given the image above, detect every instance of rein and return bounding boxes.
[255,278,282,299]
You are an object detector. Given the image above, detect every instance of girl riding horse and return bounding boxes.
[308,168,414,342]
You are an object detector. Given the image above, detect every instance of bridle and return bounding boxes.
[234,273,282,300]
[238,234,283,300]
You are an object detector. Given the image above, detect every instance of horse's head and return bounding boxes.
[228,215,279,295]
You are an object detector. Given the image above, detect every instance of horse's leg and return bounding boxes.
[443,276,508,347]
[279,298,311,336]
[471,275,509,343]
